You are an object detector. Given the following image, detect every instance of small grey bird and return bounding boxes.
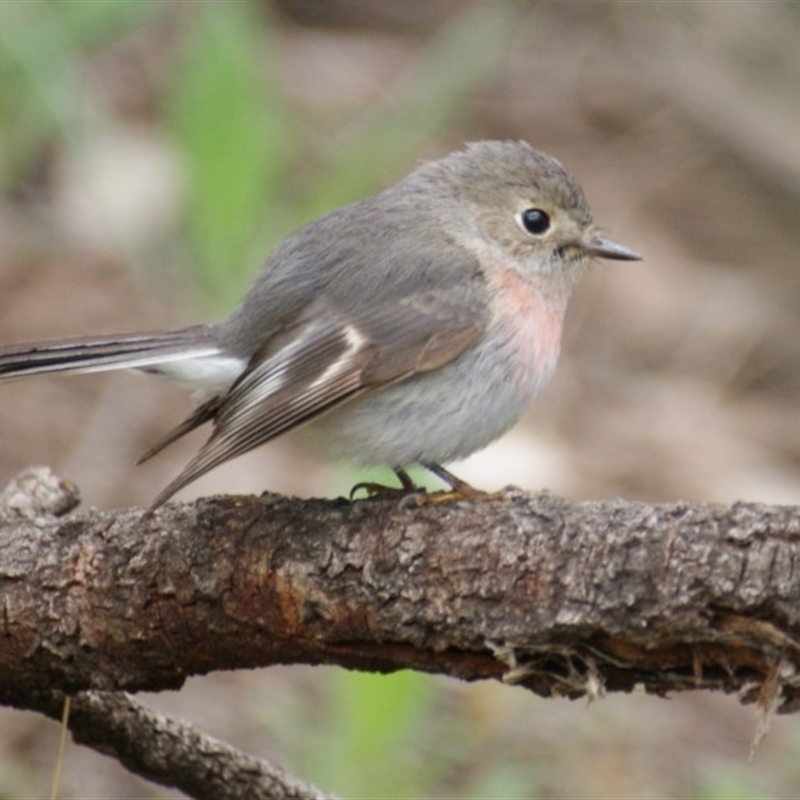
[0,141,640,507]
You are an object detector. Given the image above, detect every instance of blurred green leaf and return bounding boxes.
[319,669,435,798]
[0,0,152,187]
[694,763,772,800]
[0,3,77,183]
[167,1,294,309]
[52,0,153,45]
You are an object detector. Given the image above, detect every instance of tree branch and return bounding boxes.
[3,468,800,709]
[3,467,800,797]
[24,689,335,800]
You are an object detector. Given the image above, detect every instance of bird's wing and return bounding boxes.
[149,285,486,507]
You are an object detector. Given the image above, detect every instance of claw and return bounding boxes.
[349,463,503,507]
[405,486,503,507]
[350,481,407,500]
[417,462,502,504]
[349,467,420,501]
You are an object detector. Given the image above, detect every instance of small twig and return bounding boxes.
[35,690,335,800]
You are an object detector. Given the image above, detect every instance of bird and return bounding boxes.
[0,140,640,509]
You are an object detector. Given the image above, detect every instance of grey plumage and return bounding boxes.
[0,141,640,508]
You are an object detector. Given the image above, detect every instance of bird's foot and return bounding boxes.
[402,466,502,507]
[350,464,502,507]
[349,468,423,501]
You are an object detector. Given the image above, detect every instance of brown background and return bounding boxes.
[1,1,799,797]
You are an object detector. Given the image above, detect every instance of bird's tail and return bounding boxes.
[0,326,220,380]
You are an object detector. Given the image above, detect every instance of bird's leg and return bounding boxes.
[412,462,503,505]
[350,464,502,506]
[349,467,423,500]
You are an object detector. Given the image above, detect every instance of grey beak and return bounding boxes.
[582,233,642,261]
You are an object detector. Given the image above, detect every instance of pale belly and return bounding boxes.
[308,274,564,467]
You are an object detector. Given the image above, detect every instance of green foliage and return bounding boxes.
[47,0,151,45]
[0,0,153,184]
[166,2,293,308]
[319,669,435,798]
[693,766,771,800]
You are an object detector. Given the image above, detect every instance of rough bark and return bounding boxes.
[25,689,335,800]
[3,466,800,798]
[2,468,800,711]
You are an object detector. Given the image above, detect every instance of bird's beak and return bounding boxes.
[582,232,642,261]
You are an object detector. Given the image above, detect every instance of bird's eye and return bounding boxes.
[519,208,550,235]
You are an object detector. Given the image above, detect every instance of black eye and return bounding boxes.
[520,208,550,235]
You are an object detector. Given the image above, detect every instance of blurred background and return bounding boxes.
[1,1,799,797]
